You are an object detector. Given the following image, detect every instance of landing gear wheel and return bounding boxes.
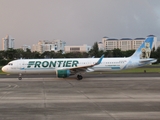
[77,75,83,80]
[18,73,22,80]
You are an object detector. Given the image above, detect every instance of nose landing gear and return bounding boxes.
[18,73,22,80]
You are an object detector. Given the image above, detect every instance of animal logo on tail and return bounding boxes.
[140,42,151,59]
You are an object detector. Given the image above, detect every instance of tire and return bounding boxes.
[77,75,83,80]
[18,77,22,80]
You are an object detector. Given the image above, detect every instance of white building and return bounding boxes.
[51,39,66,52]
[131,38,145,50]
[102,37,108,51]
[156,41,160,49]
[101,35,158,51]
[102,37,157,51]
[104,38,119,50]
[2,35,14,50]
[21,45,31,52]
[118,38,132,51]
[64,44,91,53]
[32,39,66,53]
[98,42,104,51]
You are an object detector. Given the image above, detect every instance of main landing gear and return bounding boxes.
[18,73,22,80]
[77,74,83,80]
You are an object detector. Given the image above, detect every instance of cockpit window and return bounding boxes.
[8,63,13,66]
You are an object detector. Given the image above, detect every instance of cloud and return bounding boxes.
[0,0,160,50]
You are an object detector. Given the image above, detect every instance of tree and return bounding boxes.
[0,51,4,59]
[30,51,41,58]
[4,48,17,60]
[153,47,160,63]
[112,48,123,57]
[41,51,54,58]
[123,50,135,57]
[14,49,24,59]
[89,42,102,57]
[104,50,113,57]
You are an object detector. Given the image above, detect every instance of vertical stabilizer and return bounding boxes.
[123,35,156,69]
[131,35,155,59]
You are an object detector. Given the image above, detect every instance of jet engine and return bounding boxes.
[56,70,71,78]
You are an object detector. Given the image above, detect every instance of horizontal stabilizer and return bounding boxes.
[139,58,157,63]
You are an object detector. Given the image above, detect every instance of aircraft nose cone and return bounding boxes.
[2,66,6,72]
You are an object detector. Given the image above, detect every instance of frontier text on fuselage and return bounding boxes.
[27,60,79,68]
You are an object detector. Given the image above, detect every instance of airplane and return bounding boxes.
[2,35,157,80]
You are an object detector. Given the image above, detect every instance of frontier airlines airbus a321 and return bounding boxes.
[2,35,157,80]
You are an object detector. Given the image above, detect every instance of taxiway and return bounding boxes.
[0,75,160,120]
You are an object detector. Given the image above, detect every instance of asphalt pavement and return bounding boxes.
[0,75,160,120]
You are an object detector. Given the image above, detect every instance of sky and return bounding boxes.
[0,0,160,50]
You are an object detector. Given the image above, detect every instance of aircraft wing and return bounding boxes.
[56,54,104,72]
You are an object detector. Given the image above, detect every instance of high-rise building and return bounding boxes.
[2,35,15,50]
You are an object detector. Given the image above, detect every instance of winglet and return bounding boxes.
[94,54,104,65]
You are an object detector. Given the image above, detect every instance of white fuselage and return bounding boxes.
[2,57,136,74]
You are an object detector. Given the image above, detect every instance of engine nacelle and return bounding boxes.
[56,70,71,78]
